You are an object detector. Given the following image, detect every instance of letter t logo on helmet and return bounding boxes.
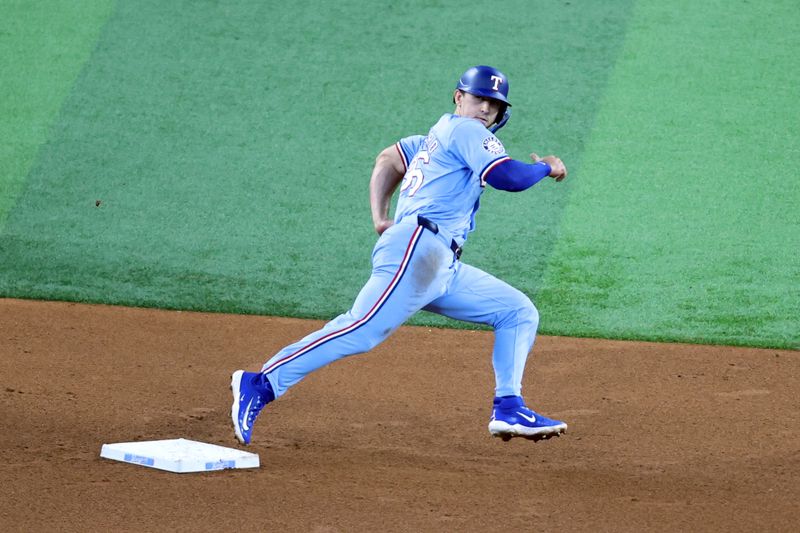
[456,65,512,133]
[490,75,503,91]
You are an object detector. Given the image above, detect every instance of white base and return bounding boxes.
[100,438,259,473]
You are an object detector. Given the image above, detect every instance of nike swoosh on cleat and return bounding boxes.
[241,398,254,431]
[516,411,537,424]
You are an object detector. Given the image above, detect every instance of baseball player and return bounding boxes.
[231,65,568,445]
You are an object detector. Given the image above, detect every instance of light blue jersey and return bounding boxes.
[394,114,510,244]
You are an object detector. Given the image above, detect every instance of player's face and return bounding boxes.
[454,90,501,128]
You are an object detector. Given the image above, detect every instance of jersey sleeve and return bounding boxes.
[449,120,511,185]
[395,135,426,171]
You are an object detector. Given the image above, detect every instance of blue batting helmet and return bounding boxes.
[455,65,512,132]
[456,65,511,106]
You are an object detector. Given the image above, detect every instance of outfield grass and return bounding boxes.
[0,0,114,227]
[538,0,800,347]
[1,1,797,349]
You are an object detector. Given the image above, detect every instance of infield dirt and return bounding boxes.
[1,298,797,532]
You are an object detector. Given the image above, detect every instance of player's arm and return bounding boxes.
[370,144,406,235]
[484,153,567,192]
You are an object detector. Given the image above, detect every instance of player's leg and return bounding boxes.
[261,223,452,396]
[423,262,537,396]
[423,263,566,441]
[231,222,454,443]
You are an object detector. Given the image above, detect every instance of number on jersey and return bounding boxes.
[401,136,438,197]
[401,149,429,197]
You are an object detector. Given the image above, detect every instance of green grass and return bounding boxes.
[1,0,797,349]
[0,0,115,228]
[0,1,634,312]
[538,0,800,348]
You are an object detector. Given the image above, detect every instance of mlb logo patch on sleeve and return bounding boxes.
[482,136,504,155]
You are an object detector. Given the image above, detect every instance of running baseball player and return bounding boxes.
[231,65,568,444]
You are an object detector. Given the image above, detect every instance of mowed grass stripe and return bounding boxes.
[539,0,800,348]
[1,2,636,321]
[0,0,115,229]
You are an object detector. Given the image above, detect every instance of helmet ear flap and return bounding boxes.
[490,106,511,133]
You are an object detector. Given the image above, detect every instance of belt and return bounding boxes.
[417,215,462,260]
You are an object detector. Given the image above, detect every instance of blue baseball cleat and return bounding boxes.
[230,370,275,445]
[488,395,567,442]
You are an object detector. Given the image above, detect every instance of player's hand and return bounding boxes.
[530,153,568,182]
[374,218,394,236]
